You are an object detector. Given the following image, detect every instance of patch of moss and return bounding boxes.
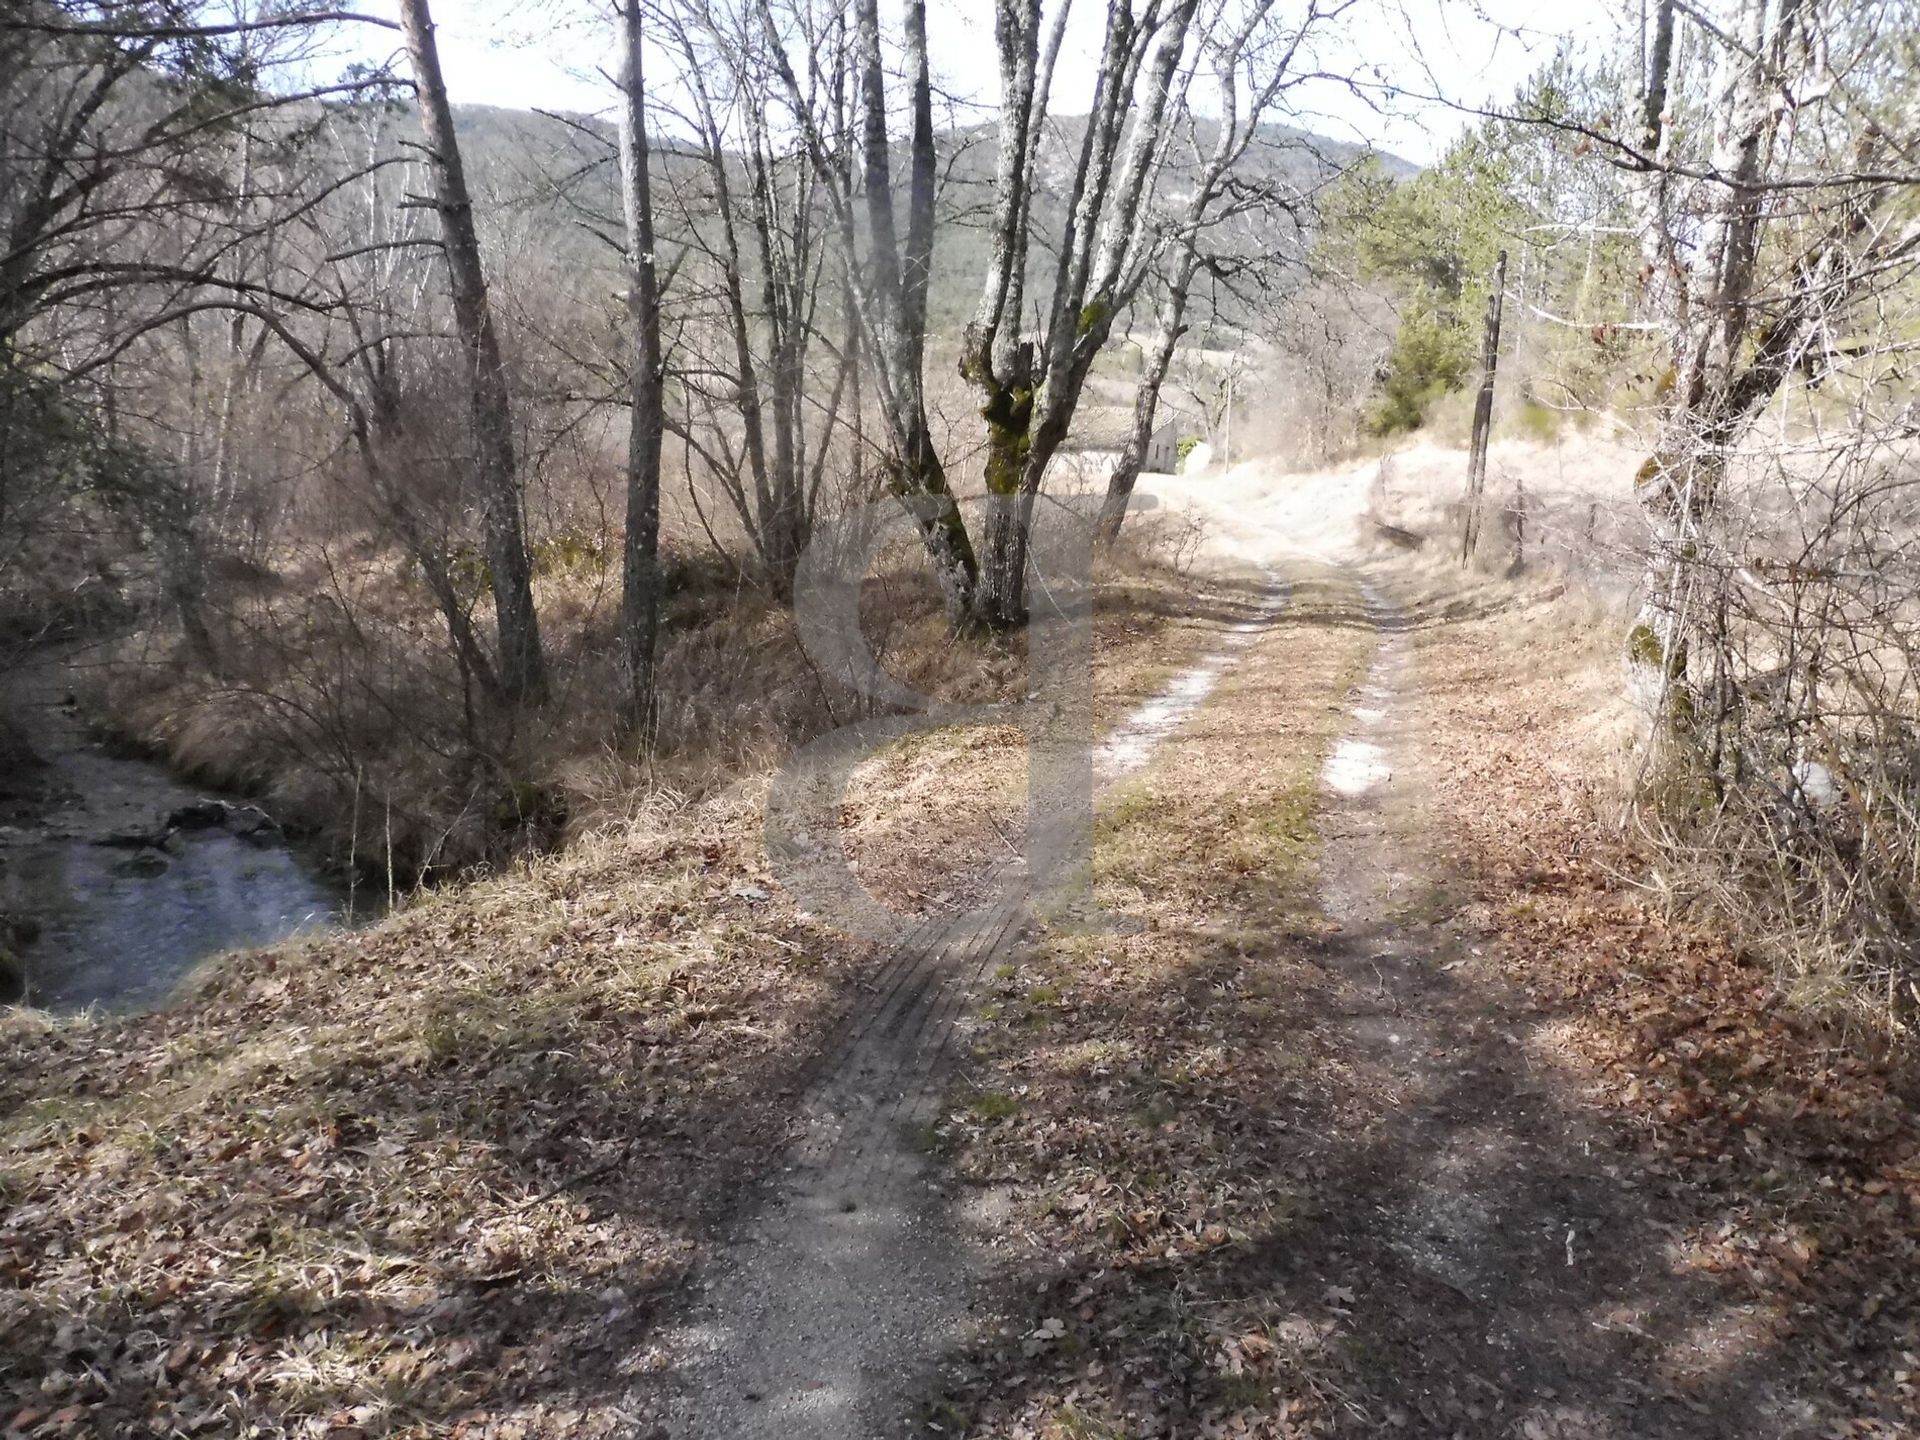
[978,380,1036,497]
[967,1090,1020,1123]
[1628,621,1664,667]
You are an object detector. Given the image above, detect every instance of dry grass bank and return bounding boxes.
[78,513,1204,889]
[1406,572,1920,1432]
[1365,428,1920,1037]
[0,523,1230,1440]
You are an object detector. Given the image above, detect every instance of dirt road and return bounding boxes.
[658,460,1851,1438]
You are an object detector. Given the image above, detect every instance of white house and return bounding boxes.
[1055,405,1184,476]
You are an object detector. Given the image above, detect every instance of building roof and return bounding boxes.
[1063,404,1178,453]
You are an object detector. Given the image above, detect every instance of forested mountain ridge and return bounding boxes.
[448,101,1419,336]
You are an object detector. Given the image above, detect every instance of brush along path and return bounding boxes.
[662,568,1298,1440]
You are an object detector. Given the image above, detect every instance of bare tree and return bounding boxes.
[752,0,980,617]
[965,0,1203,623]
[397,0,548,706]
[1621,0,1920,714]
[1095,0,1338,542]
[617,0,665,736]
[1549,0,1920,1014]
[652,0,853,595]
[0,4,402,664]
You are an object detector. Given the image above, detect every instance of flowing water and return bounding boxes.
[0,648,348,1013]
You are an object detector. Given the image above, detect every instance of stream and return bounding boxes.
[0,646,350,1013]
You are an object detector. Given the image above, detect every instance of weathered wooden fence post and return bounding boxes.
[1461,248,1508,564]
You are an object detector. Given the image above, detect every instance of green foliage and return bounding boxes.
[1513,399,1563,442]
[1322,54,1651,433]
[1369,304,1473,433]
[967,1090,1020,1123]
[1338,131,1522,434]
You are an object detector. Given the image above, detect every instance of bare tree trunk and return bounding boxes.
[1095,0,1306,545]
[1626,0,1772,712]
[674,39,775,574]
[752,0,977,614]
[397,0,547,706]
[1461,248,1507,564]
[617,0,664,739]
[964,0,1044,630]
[849,0,977,617]
[1098,244,1198,543]
[971,0,1200,626]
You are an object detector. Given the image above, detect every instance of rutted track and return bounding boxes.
[662,565,1294,1440]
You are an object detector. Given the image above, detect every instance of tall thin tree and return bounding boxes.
[397,0,548,706]
[617,0,665,737]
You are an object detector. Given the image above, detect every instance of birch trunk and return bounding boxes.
[1627,0,1773,717]
[850,0,977,618]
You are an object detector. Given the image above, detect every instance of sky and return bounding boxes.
[342,0,1620,167]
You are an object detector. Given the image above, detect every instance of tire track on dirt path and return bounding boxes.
[658,566,1296,1440]
[1312,566,1798,1437]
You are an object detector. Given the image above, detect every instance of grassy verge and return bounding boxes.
[921,568,1381,1437]
[840,557,1276,918]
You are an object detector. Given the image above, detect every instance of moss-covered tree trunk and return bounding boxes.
[972,349,1036,629]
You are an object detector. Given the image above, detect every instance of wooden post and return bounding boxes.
[1223,368,1233,465]
[1461,248,1508,564]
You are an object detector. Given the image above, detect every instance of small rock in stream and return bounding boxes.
[168,799,232,830]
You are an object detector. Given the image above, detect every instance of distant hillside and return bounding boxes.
[450,103,1418,339]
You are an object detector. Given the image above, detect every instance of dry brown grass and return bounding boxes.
[839,551,1245,917]
[1405,570,1920,1431]
[0,778,846,1437]
[926,566,1382,1437]
[0,519,1234,1439]
[84,519,1201,892]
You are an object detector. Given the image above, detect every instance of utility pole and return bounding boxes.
[1461,249,1508,564]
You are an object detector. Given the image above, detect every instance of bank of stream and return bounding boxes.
[0,644,351,1013]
